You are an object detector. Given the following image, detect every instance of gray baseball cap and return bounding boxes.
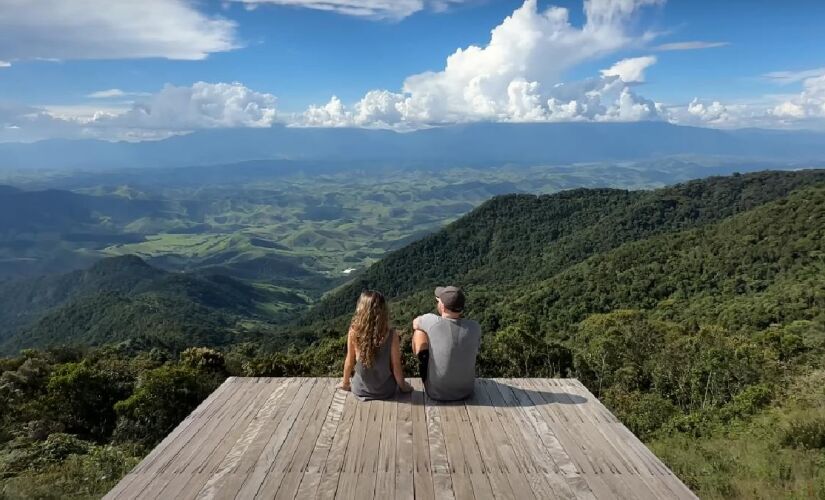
[435,285,466,312]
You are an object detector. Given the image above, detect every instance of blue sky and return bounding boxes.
[1,0,824,141]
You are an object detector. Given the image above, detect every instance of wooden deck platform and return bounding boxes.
[105,377,696,499]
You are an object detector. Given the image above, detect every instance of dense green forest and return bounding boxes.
[2,169,825,498]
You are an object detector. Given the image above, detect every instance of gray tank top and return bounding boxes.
[351,329,398,400]
[417,313,481,401]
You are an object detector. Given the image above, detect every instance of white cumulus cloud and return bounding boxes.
[600,56,657,83]
[0,0,238,63]
[99,82,278,130]
[300,96,351,127]
[299,0,664,127]
[0,82,279,142]
[686,98,732,124]
[771,73,825,119]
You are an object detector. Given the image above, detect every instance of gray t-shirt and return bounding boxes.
[417,313,481,401]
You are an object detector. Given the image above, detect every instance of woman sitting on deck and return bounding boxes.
[338,290,413,399]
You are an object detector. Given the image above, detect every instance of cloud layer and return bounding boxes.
[227,0,466,19]
[0,0,238,64]
[1,82,278,142]
[654,41,728,51]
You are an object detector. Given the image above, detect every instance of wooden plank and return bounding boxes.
[374,397,398,499]
[171,379,274,499]
[128,377,232,477]
[333,390,372,500]
[410,378,435,500]
[395,383,414,500]
[352,399,384,500]
[167,378,263,469]
[129,376,231,480]
[306,386,348,473]
[207,378,306,499]
[449,401,494,500]
[424,394,454,500]
[292,382,349,499]
[533,378,655,500]
[479,380,537,474]
[527,379,657,500]
[159,377,255,474]
[473,380,535,500]
[491,379,582,500]
[550,379,675,500]
[196,379,277,474]
[174,379,267,473]
[194,378,293,499]
[232,378,318,499]
[123,379,256,499]
[565,380,698,500]
[103,471,140,500]
[316,391,358,500]
[273,379,338,499]
[506,378,615,499]
[424,395,451,474]
[486,379,579,500]
[175,380,276,499]
[437,401,475,500]
[463,382,516,500]
[254,378,334,499]
[293,472,321,500]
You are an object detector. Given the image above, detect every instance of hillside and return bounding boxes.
[0,255,280,355]
[310,169,825,324]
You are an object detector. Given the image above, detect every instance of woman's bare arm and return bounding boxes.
[340,328,356,391]
[391,330,412,392]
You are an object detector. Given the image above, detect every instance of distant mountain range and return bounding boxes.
[3,122,825,170]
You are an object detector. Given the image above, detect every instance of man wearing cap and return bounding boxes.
[412,286,481,401]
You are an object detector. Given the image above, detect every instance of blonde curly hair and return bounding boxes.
[350,290,390,368]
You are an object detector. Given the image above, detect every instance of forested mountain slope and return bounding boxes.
[0,256,277,354]
[310,169,825,323]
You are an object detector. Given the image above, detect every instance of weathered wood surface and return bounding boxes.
[105,377,696,499]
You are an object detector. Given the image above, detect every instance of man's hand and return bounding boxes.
[398,380,413,393]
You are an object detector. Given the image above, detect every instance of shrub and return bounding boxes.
[603,389,679,440]
[113,365,219,447]
[781,412,825,450]
[180,347,226,373]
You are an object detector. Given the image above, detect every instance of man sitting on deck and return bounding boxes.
[412,286,481,401]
